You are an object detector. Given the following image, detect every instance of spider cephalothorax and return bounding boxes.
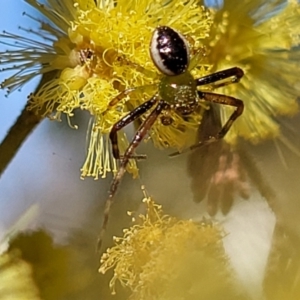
[97,26,244,250]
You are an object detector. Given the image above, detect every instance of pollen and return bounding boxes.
[0,0,212,178]
[99,197,239,299]
[204,0,300,145]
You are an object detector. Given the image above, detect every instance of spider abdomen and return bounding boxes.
[150,26,190,76]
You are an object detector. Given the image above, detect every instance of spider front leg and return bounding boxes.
[110,95,158,159]
[97,97,166,251]
[170,92,243,157]
[195,67,244,142]
[196,67,244,89]
[170,67,244,157]
[198,91,244,140]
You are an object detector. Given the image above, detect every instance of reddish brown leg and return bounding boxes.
[110,95,158,159]
[170,92,243,156]
[198,91,244,139]
[97,98,167,251]
[196,67,244,89]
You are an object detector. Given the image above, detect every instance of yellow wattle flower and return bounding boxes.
[2,0,300,178]
[99,197,245,299]
[0,0,212,179]
[204,0,300,145]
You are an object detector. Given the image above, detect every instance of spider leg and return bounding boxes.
[198,91,244,139]
[97,98,166,251]
[110,95,158,159]
[196,67,244,89]
[170,91,243,156]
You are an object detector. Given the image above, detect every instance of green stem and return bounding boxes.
[0,71,58,177]
[0,104,43,176]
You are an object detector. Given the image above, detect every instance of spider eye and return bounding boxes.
[150,26,190,76]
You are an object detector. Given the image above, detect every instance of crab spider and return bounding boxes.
[97,26,244,251]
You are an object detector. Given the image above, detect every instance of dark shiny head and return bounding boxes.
[150,26,190,76]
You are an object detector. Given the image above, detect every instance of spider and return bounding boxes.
[97,26,244,251]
